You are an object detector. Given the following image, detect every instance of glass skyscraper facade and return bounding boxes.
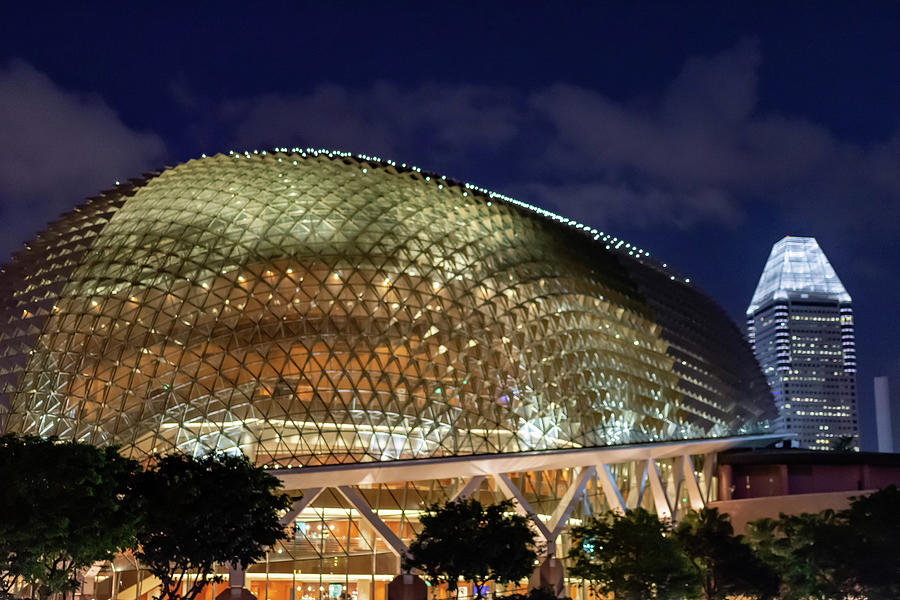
[746,236,858,450]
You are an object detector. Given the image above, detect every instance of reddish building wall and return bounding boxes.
[717,450,900,501]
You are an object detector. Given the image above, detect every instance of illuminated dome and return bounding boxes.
[0,151,773,465]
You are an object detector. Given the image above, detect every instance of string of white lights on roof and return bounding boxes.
[179,147,691,285]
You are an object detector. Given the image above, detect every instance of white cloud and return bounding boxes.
[0,60,166,257]
[226,82,520,160]
[148,40,884,238]
[530,41,836,187]
[522,181,744,231]
[220,40,898,234]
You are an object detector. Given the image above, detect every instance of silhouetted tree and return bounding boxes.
[747,511,847,600]
[568,508,697,600]
[747,487,900,599]
[674,507,778,600]
[0,434,139,600]
[840,485,900,599]
[403,498,538,600]
[134,453,292,600]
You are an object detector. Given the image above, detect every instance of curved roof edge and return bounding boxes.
[213,147,695,287]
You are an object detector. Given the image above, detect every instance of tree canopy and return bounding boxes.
[747,485,900,600]
[2,429,899,600]
[748,509,851,600]
[403,498,538,600]
[674,507,778,600]
[0,435,140,599]
[133,452,293,600]
[842,484,900,599]
[568,508,697,600]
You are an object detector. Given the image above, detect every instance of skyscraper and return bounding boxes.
[747,236,858,450]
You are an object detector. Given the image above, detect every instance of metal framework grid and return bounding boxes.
[0,150,779,599]
[71,435,780,600]
[2,152,772,466]
[217,434,781,591]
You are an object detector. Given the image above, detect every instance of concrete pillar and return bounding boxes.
[528,557,565,597]
[875,376,893,453]
[229,563,246,591]
[718,464,733,501]
[77,573,96,600]
[75,564,103,600]
[112,568,120,600]
[357,579,372,600]
[215,564,257,600]
[386,574,425,600]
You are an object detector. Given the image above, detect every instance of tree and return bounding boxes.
[403,498,538,600]
[0,434,140,599]
[568,508,697,600]
[841,485,900,599]
[746,511,848,600]
[674,508,778,600]
[745,486,900,600]
[133,453,293,600]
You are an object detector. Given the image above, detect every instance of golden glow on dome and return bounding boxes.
[0,152,773,466]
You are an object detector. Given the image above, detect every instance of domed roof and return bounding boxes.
[0,150,773,465]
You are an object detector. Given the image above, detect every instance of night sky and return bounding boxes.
[1,3,898,448]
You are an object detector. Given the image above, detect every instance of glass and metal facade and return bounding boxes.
[0,150,772,461]
[0,150,776,600]
[746,236,858,450]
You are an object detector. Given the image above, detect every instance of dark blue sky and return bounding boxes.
[1,2,898,448]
